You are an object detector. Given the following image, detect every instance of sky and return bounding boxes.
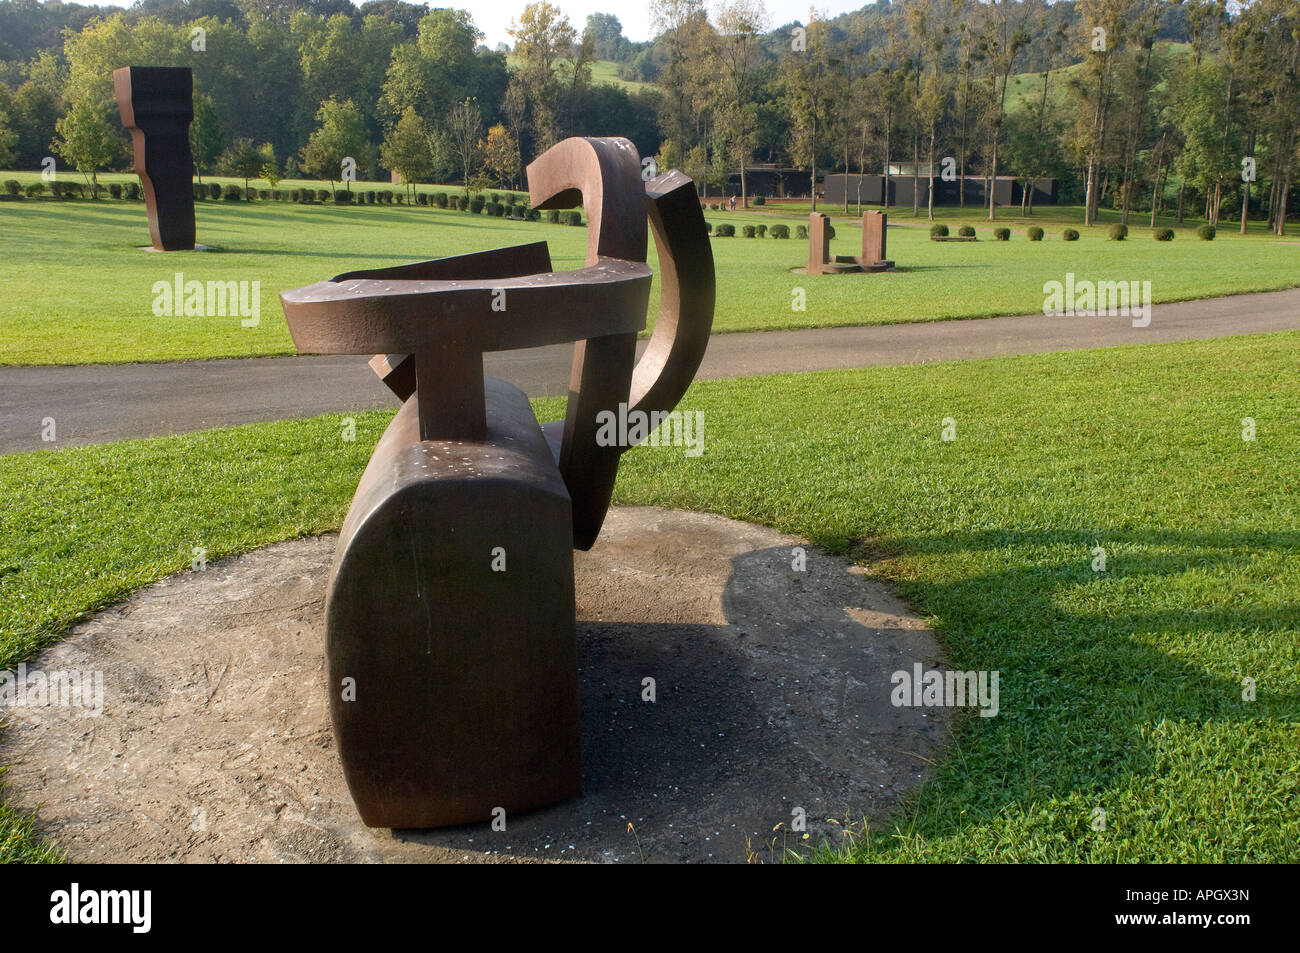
[91,2,870,50]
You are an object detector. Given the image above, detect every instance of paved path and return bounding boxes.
[3,287,1297,454]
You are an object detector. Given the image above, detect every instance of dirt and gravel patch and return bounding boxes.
[0,506,948,863]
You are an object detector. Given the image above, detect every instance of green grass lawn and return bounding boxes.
[2,192,1297,365]
[3,330,1297,862]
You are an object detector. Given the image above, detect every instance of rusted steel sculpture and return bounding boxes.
[806,210,894,274]
[859,210,894,271]
[280,137,715,828]
[114,66,196,251]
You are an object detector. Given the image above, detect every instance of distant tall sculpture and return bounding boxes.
[114,66,196,251]
[280,137,715,828]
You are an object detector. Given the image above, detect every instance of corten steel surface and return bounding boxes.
[326,378,579,828]
[857,211,895,272]
[861,210,886,263]
[278,136,715,829]
[807,212,831,275]
[114,67,195,251]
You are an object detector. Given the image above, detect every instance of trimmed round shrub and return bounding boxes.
[435,192,448,208]
[1062,228,1080,241]
[770,224,790,239]
[1108,223,1128,241]
[526,208,540,221]
[209,183,222,199]
[300,190,313,204]
[290,188,301,202]
[485,201,501,216]
[715,223,735,237]
[546,208,559,224]
[993,227,1010,241]
[742,225,756,237]
[795,224,808,240]
[4,179,22,196]
[416,192,428,206]
[259,189,270,200]
[1027,226,1044,241]
[489,192,501,203]
[193,183,206,200]
[245,187,257,200]
[223,184,242,200]
[509,207,523,220]
[364,190,375,204]
[710,202,720,210]
[25,182,45,197]
[826,223,836,239]
[563,210,583,226]
[469,195,485,213]
[335,189,353,204]
[316,189,330,202]
[756,224,767,237]
[704,221,712,234]
[930,223,949,237]
[753,195,766,206]
[108,183,122,199]
[271,189,282,200]
[1197,224,1216,240]
[1154,227,1175,241]
[126,182,140,200]
[957,224,976,237]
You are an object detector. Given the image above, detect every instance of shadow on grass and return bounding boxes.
[831,525,1300,831]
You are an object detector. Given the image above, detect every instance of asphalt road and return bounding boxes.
[3,286,1297,454]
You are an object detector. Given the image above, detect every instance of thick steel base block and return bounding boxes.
[326,377,580,828]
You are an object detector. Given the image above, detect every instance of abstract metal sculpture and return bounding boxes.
[806,210,894,274]
[280,137,715,828]
[114,66,196,251]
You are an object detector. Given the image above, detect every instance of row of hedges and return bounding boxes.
[3,179,130,199]
[705,222,810,238]
[929,222,1215,241]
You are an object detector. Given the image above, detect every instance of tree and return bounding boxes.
[978,0,1029,220]
[509,1,577,151]
[782,10,835,209]
[381,106,433,199]
[190,93,225,184]
[586,13,627,61]
[0,108,17,169]
[481,123,520,189]
[221,137,265,191]
[10,80,62,170]
[501,80,528,179]
[53,98,120,195]
[711,0,769,209]
[302,98,374,192]
[258,142,279,190]
[651,0,709,153]
[380,10,483,129]
[445,97,483,193]
[1074,0,1128,226]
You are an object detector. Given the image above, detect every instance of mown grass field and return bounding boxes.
[3,330,1297,862]
[1,185,1297,365]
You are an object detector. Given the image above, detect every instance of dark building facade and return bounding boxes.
[821,173,1057,208]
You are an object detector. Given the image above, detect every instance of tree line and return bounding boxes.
[0,0,1296,234]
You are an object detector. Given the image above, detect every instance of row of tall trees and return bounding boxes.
[644,0,1297,234]
[0,0,1296,232]
[0,0,658,193]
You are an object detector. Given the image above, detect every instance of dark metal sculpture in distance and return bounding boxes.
[114,66,196,251]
